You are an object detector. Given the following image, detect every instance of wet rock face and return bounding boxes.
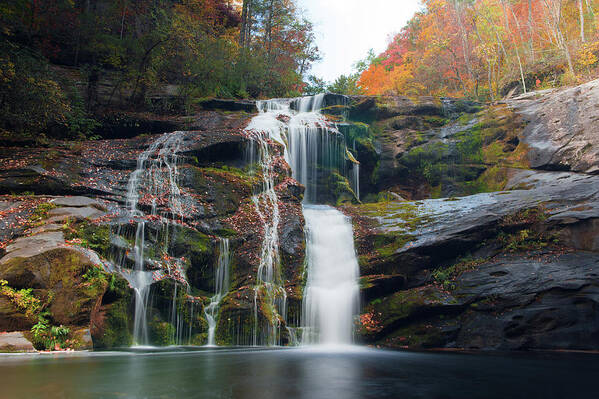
[0,105,306,349]
[0,229,109,330]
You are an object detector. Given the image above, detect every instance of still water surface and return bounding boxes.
[0,347,597,399]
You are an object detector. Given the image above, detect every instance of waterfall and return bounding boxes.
[351,163,360,202]
[245,94,360,347]
[116,131,190,346]
[301,205,360,345]
[244,126,287,346]
[204,238,231,347]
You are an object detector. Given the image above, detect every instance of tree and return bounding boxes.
[327,74,364,95]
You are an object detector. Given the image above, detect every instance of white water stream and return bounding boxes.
[246,94,361,346]
[204,238,231,346]
[301,205,360,345]
[120,132,189,346]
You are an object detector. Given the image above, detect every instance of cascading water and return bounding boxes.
[301,206,360,345]
[114,131,192,346]
[244,126,288,346]
[244,94,360,347]
[204,238,231,346]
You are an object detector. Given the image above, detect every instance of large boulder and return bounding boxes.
[349,169,599,350]
[0,232,107,328]
[510,79,599,174]
[0,332,35,352]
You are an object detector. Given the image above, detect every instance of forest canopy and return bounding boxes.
[0,0,319,138]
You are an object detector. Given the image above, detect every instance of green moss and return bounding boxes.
[431,255,489,290]
[149,317,176,346]
[358,200,430,231]
[359,286,452,341]
[28,202,57,226]
[0,279,41,319]
[203,165,255,182]
[64,222,110,255]
[329,172,358,205]
[191,166,254,215]
[372,232,415,257]
[379,321,448,348]
[422,115,449,127]
[214,295,254,346]
[91,275,131,349]
[172,227,212,259]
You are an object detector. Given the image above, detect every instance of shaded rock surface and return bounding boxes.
[2,81,599,351]
[349,168,599,350]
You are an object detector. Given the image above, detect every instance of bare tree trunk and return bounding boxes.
[130,38,170,104]
[584,0,594,16]
[501,0,527,93]
[543,0,575,75]
[265,0,276,61]
[120,1,127,40]
[527,0,535,62]
[473,13,495,99]
[246,0,253,47]
[578,0,585,42]
[239,0,249,47]
[452,0,475,94]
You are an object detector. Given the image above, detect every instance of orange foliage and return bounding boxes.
[359,0,599,99]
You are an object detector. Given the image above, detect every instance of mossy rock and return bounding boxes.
[184,166,255,216]
[63,222,111,256]
[171,227,214,292]
[149,317,176,346]
[0,247,108,328]
[91,274,133,349]
[214,287,289,346]
[359,286,456,341]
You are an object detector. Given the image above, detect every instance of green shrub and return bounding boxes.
[0,279,41,318]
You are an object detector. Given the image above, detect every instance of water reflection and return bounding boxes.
[0,347,598,399]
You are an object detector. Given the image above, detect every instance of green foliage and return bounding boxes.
[497,229,558,252]
[327,73,364,95]
[64,222,111,254]
[401,142,449,187]
[92,275,133,349]
[30,312,72,351]
[455,127,483,164]
[149,317,176,346]
[0,43,71,139]
[0,279,41,318]
[0,42,100,140]
[431,256,489,290]
[303,75,327,95]
[28,202,57,226]
[82,266,108,290]
[1,0,321,140]
[31,313,50,339]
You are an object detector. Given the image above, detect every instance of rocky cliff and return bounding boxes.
[1,81,598,352]
[343,80,599,350]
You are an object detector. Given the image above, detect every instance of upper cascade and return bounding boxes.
[250,93,357,203]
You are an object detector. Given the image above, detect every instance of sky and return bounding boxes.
[298,0,422,82]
